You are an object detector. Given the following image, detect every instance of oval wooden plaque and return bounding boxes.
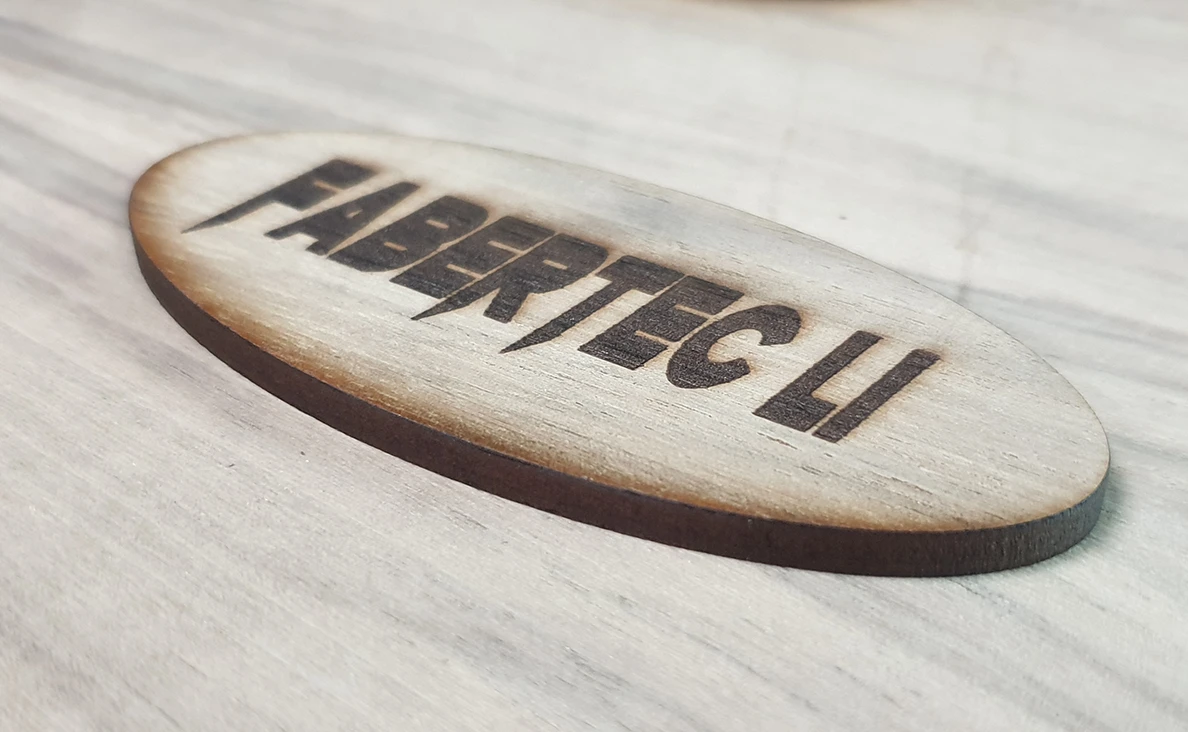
[129,133,1109,576]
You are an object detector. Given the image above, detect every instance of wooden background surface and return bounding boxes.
[1,0,1185,729]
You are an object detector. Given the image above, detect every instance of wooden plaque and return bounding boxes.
[129,133,1109,576]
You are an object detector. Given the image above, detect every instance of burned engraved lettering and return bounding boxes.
[503,256,682,352]
[330,196,487,272]
[182,158,940,445]
[266,182,419,255]
[813,349,941,442]
[754,331,881,431]
[186,159,376,232]
[581,278,742,370]
[393,217,553,298]
[667,305,801,389]
[414,235,608,322]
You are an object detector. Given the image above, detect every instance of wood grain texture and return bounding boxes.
[130,132,1108,575]
[0,0,1185,729]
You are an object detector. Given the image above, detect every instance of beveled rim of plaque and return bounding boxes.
[129,134,1110,576]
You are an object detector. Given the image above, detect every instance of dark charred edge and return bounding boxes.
[131,237,1107,577]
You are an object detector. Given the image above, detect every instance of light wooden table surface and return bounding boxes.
[2,0,1185,729]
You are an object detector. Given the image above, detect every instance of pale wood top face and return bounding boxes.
[130,133,1108,566]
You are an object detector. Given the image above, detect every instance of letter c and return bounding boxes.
[667,305,801,389]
